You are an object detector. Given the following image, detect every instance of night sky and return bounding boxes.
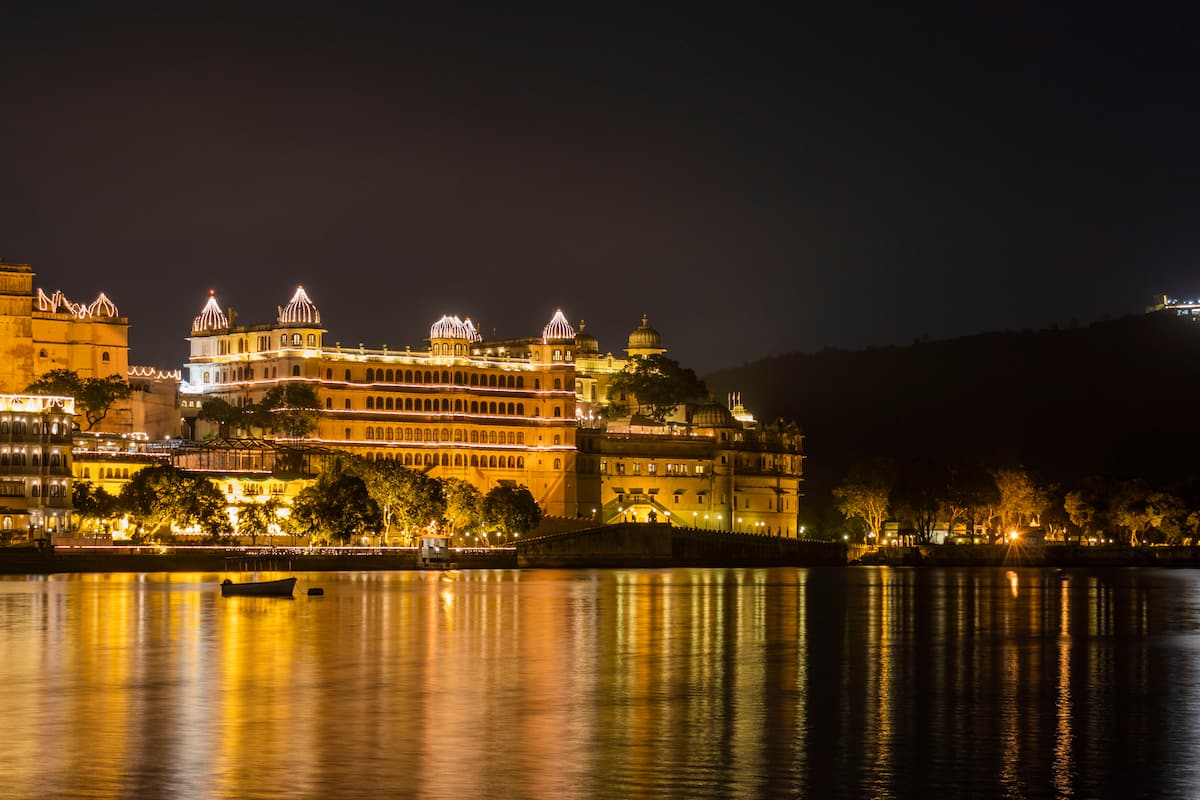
[3,4,1197,376]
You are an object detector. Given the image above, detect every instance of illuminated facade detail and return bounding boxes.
[278,286,321,325]
[192,293,229,333]
[0,393,75,538]
[1149,294,1200,319]
[85,292,119,319]
[542,310,575,343]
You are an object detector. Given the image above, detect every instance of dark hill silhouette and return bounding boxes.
[706,313,1200,526]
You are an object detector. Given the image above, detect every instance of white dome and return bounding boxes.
[430,314,473,340]
[278,286,321,325]
[192,293,228,332]
[542,309,575,342]
[86,292,119,318]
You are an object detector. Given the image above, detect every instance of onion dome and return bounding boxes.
[691,401,736,428]
[278,286,321,325]
[627,314,663,351]
[542,309,575,342]
[430,314,473,340]
[463,317,483,343]
[86,292,119,318]
[192,292,229,332]
[575,319,599,354]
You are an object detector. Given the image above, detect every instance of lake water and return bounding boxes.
[1,566,1198,799]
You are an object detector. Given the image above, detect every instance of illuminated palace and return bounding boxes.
[183,287,804,534]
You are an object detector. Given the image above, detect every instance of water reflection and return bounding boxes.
[0,568,1199,798]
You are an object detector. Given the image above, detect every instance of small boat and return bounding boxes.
[220,577,297,597]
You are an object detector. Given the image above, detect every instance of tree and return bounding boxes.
[116,464,231,540]
[889,458,948,544]
[990,467,1046,542]
[292,466,381,544]
[1111,480,1185,546]
[482,484,542,541]
[198,397,243,438]
[260,383,321,439]
[941,463,1000,543]
[833,458,894,544]
[236,497,282,545]
[1064,485,1101,544]
[72,480,117,533]
[26,369,131,431]
[441,477,483,537]
[605,354,707,423]
[349,458,445,543]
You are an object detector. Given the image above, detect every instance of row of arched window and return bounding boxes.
[78,466,130,480]
[30,483,65,498]
[363,451,529,469]
[363,427,528,445]
[0,420,64,437]
[361,367,532,389]
[0,451,62,467]
[361,396,533,415]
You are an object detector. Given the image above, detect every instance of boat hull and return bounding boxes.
[220,577,297,597]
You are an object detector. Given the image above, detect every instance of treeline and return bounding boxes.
[68,457,542,546]
[705,312,1200,529]
[832,458,1199,546]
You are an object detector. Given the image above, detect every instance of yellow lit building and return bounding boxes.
[181,287,804,534]
[0,262,181,439]
[0,393,75,538]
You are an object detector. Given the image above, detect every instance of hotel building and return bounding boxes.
[183,287,804,534]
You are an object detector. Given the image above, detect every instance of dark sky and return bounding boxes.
[3,3,1198,375]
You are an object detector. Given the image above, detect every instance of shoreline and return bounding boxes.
[2,542,1200,574]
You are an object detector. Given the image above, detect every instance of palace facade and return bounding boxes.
[182,287,804,534]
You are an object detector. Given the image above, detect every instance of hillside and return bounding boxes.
[705,313,1200,525]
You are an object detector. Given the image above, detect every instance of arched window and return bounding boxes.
[488,374,497,387]
[441,371,449,383]
[307,334,315,347]
[455,399,463,411]
[405,370,413,382]
[432,343,440,355]
[554,458,561,469]
[376,396,384,409]
[517,403,524,415]
[424,453,433,466]
[424,428,432,441]
[489,456,497,468]
[507,432,515,444]
[454,429,463,442]
[516,376,524,389]
[376,427,384,439]
[488,402,497,414]
[203,372,210,383]
[554,434,561,445]
[470,455,479,467]
[535,379,540,390]
[553,406,561,417]
[386,369,394,381]
[455,454,463,466]
[517,433,524,444]
[454,371,463,384]
[554,378,562,390]
[292,365,300,376]
[441,454,449,466]
[431,429,439,443]
[414,371,423,384]
[385,398,394,410]
[507,375,515,388]
[366,397,375,410]
[553,349,562,361]
[517,456,524,468]
[470,430,479,443]
[405,398,413,410]
[345,369,352,381]
[470,401,479,413]
[367,368,375,381]
[281,334,287,347]
[488,431,497,444]
[404,454,413,465]
[424,399,432,411]
[424,371,432,383]
[345,399,351,409]
[102,352,111,362]
[325,398,333,409]
[404,428,413,440]
[292,333,302,346]
[366,428,374,440]
[507,403,515,415]
[122,468,129,479]
[470,374,479,386]
[509,456,516,468]
[386,428,394,440]
[441,428,450,441]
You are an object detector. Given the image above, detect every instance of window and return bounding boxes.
[554,378,562,390]
[307,334,315,347]
[292,366,300,376]
[632,462,640,474]
[647,463,657,474]
[102,352,110,362]
[600,460,607,473]
[553,458,561,469]
[616,462,625,475]
[291,333,302,346]
[553,407,561,417]
[553,434,561,445]
[695,465,705,475]
[344,399,351,409]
